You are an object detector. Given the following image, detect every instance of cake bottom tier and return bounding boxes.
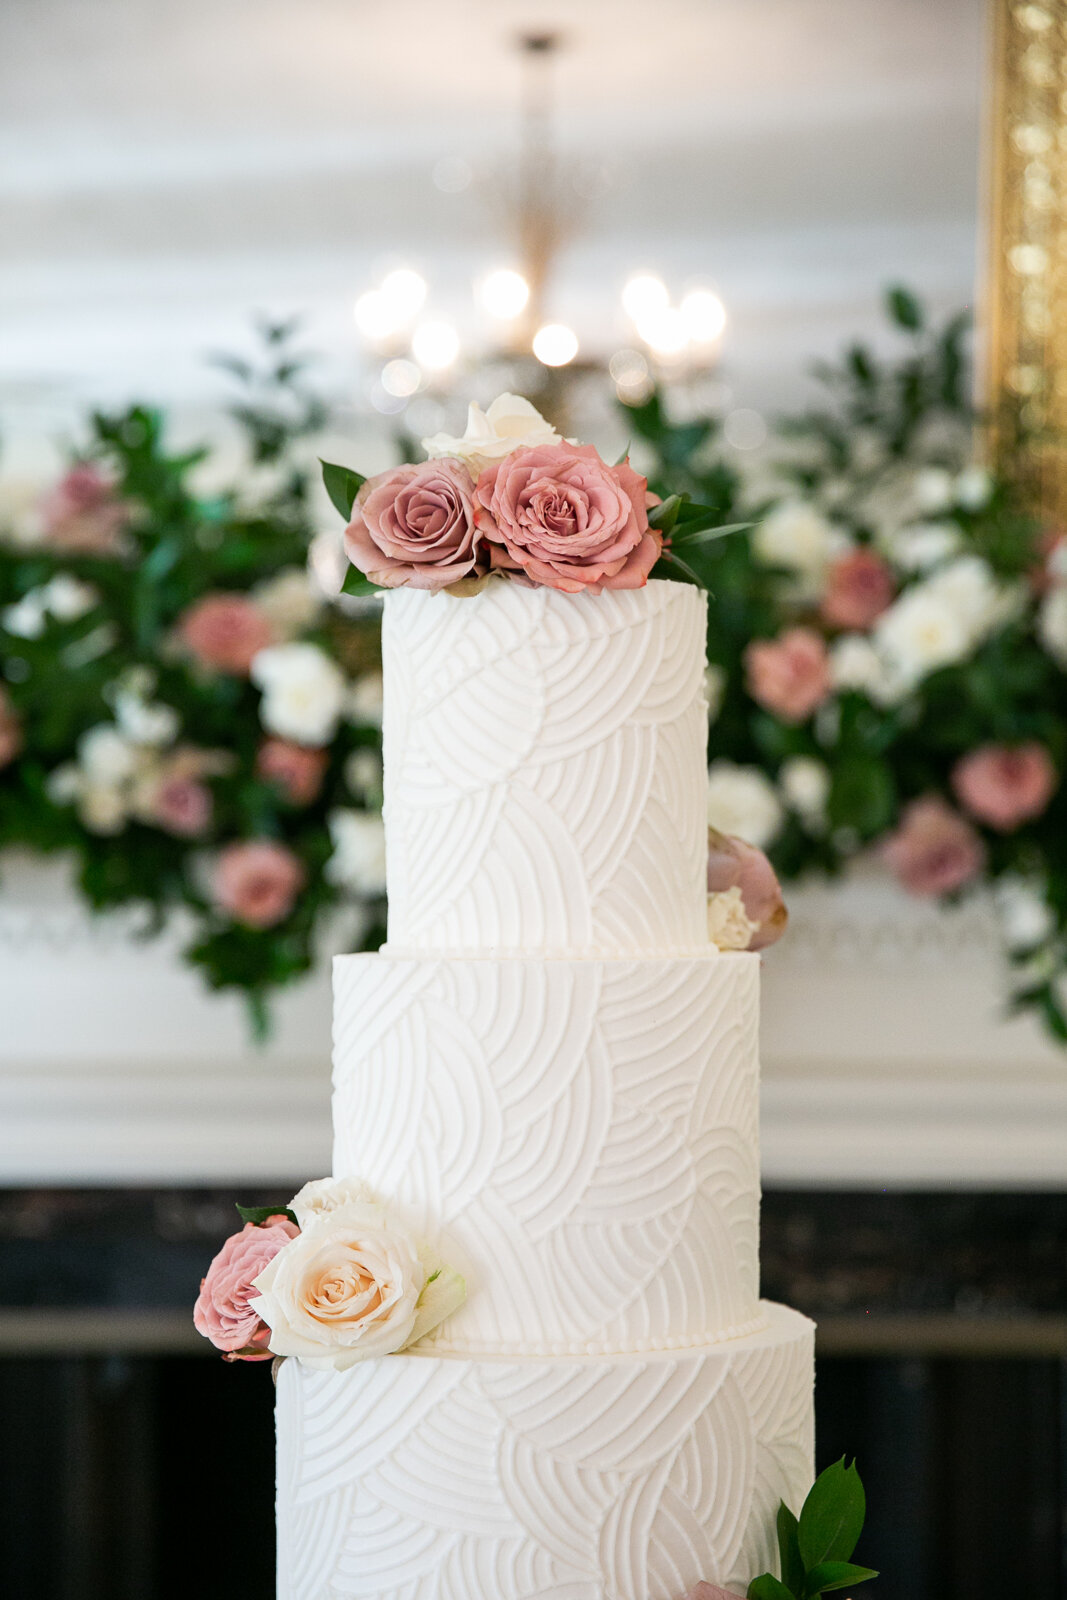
[276,1301,814,1600]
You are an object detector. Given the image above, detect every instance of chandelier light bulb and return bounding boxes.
[380,268,428,321]
[532,324,579,367]
[411,319,461,371]
[479,269,531,320]
[354,289,401,341]
[622,273,669,323]
[680,288,726,344]
[636,305,688,358]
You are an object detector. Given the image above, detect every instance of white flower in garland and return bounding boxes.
[888,522,962,574]
[779,755,831,822]
[706,761,783,850]
[250,1181,465,1369]
[252,567,321,639]
[922,555,1005,645]
[829,634,888,698]
[993,875,1055,952]
[325,809,387,895]
[751,501,844,597]
[874,585,970,692]
[706,884,759,952]
[251,642,347,746]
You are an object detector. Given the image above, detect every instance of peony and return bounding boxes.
[751,501,842,595]
[821,548,894,630]
[779,754,831,820]
[882,796,986,897]
[474,442,659,593]
[744,627,831,723]
[951,742,1057,832]
[251,642,347,746]
[422,393,561,475]
[257,738,329,806]
[344,459,483,592]
[325,809,387,895]
[250,1196,465,1369]
[212,840,306,929]
[1039,585,1067,666]
[706,762,784,850]
[706,827,788,951]
[39,463,130,554]
[0,686,22,770]
[193,1214,299,1360]
[177,592,274,676]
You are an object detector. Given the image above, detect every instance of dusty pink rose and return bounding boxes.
[39,463,130,554]
[0,687,22,771]
[684,1586,746,1600]
[150,774,213,837]
[744,627,831,723]
[474,443,661,593]
[345,458,483,591]
[883,795,986,897]
[256,738,329,806]
[707,827,788,951]
[821,548,894,630]
[194,1215,299,1360]
[176,593,274,675]
[213,840,306,928]
[951,742,1057,832]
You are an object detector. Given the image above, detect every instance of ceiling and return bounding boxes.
[0,0,988,469]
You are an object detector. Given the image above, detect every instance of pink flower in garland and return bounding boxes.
[821,548,894,630]
[256,738,329,806]
[213,839,306,928]
[194,1215,299,1360]
[39,463,130,555]
[344,458,484,592]
[744,627,831,723]
[474,442,661,593]
[0,687,22,770]
[176,592,275,676]
[951,742,1057,832]
[883,795,986,897]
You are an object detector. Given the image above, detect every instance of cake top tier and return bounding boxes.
[381,579,711,957]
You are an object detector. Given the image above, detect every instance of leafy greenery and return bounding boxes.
[748,1460,877,1600]
[236,1203,299,1228]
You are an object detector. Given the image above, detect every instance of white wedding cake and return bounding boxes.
[276,578,815,1599]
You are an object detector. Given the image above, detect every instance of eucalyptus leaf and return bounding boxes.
[803,1562,878,1596]
[797,1460,866,1570]
[236,1203,298,1228]
[748,1575,796,1600]
[320,458,366,521]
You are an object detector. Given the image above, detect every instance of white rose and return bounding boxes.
[913,466,955,514]
[703,664,727,723]
[1039,586,1067,667]
[349,672,384,727]
[422,393,561,475]
[344,747,382,799]
[288,1176,380,1230]
[114,691,180,746]
[706,761,784,850]
[922,555,1003,645]
[42,574,98,621]
[45,764,82,805]
[707,885,758,952]
[780,755,831,818]
[829,634,887,697]
[251,643,347,746]
[954,466,993,510]
[751,501,844,596]
[253,567,320,639]
[993,875,1055,952]
[888,522,962,573]
[326,809,387,895]
[251,1200,454,1369]
[78,724,139,785]
[874,586,970,690]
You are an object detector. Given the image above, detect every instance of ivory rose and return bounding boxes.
[474,442,659,593]
[422,393,561,474]
[193,1214,299,1360]
[344,459,483,592]
[706,827,788,951]
[744,627,831,722]
[213,840,306,928]
[40,463,130,554]
[250,1195,465,1369]
[951,742,1057,832]
[257,738,329,805]
[0,687,22,770]
[882,795,986,897]
[821,548,894,630]
[177,592,274,675]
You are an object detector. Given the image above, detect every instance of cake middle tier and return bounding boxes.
[333,951,762,1355]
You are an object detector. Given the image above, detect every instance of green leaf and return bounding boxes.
[236,1203,299,1228]
[797,1459,866,1570]
[886,285,923,331]
[341,565,383,598]
[651,548,708,589]
[827,756,895,837]
[320,458,366,520]
[409,1264,466,1343]
[648,494,686,534]
[671,520,753,548]
[748,1575,797,1600]
[777,1504,806,1598]
[803,1562,879,1596]
[614,443,631,466]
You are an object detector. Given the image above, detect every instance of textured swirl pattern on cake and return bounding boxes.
[380,580,710,955]
[333,952,761,1355]
[276,1302,814,1600]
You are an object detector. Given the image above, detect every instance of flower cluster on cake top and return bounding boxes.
[323,394,747,599]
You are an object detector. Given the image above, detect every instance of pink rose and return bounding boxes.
[821,548,894,629]
[707,827,788,951]
[474,443,661,593]
[176,593,275,675]
[150,774,213,837]
[257,738,328,806]
[213,840,306,929]
[345,459,483,591]
[0,687,22,771]
[39,463,130,554]
[883,795,986,897]
[744,627,831,722]
[951,742,1057,832]
[194,1215,299,1359]
[684,1586,746,1600]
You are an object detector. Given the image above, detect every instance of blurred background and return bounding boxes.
[2,1,1066,1597]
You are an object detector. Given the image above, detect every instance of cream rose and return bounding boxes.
[422,393,561,475]
[250,1196,465,1369]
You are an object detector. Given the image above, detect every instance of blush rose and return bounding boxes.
[474,442,660,593]
[257,738,329,806]
[882,795,986,896]
[213,840,306,928]
[40,464,130,555]
[706,828,788,951]
[821,548,894,630]
[951,742,1057,832]
[744,627,831,722]
[177,593,275,675]
[344,458,483,591]
[193,1214,299,1360]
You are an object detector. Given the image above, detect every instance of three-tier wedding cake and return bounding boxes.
[275,576,815,1599]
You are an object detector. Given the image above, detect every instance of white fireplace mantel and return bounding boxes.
[1,857,1065,1188]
